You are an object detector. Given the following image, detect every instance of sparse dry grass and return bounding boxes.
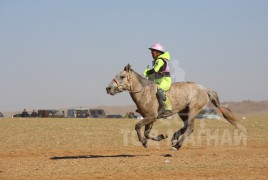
[0,114,267,179]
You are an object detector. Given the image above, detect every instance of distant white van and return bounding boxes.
[67,108,90,118]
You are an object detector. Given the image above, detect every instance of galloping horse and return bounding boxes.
[106,64,237,150]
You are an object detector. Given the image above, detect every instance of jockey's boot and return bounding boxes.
[156,88,172,116]
[163,97,172,116]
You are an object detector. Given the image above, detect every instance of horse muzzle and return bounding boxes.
[106,85,123,95]
[106,86,114,95]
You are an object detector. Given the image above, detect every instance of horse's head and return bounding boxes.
[106,64,132,95]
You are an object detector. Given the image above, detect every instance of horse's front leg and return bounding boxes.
[135,116,156,148]
[144,124,168,141]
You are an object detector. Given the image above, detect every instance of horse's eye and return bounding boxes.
[120,75,125,79]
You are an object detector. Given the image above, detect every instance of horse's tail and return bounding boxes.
[207,89,237,128]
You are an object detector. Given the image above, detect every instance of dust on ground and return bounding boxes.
[0,113,267,179]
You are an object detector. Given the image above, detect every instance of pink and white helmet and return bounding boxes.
[149,43,165,53]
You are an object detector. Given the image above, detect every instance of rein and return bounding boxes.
[127,71,145,94]
[112,70,146,94]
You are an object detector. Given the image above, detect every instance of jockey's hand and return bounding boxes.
[143,68,150,76]
[144,68,155,76]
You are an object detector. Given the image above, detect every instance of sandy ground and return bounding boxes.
[0,113,267,179]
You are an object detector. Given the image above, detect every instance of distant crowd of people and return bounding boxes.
[19,109,65,118]
[21,109,38,117]
[18,109,138,119]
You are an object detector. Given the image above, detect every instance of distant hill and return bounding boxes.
[223,100,268,114]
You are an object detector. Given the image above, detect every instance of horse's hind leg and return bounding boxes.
[172,106,199,150]
[144,124,168,141]
[171,113,188,146]
[171,107,189,146]
[172,118,195,150]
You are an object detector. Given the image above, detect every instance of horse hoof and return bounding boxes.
[141,139,148,148]
[142,142,148,148]
[170,147,178,151]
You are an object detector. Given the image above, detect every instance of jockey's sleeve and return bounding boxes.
[153,59,165,72]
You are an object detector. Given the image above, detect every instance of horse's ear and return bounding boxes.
[124,64,131,72]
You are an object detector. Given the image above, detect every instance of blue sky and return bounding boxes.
[0,0,267,111]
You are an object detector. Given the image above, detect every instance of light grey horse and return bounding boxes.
[106,64,237,150]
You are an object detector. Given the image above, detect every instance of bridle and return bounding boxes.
[113,70,145,94]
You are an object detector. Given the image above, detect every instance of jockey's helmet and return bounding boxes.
[149,43,165,53]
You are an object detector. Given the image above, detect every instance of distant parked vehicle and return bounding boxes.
[124,112,139,119]
[67,108,90,118]
[89,109,106,118]
[136,115,144,120]
[38,110,64,118]
[106,114,123,118]
[196,108,221,120]
[12,113,31,118]
[0,112,4,118]
[202,114,221,120]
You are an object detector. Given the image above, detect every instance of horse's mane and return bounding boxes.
[130,68,155,87]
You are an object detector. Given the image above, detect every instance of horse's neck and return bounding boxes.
[129,70,157,106]
[130,90,147,109]
[129,75,146,104]
[129,76,156,107]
